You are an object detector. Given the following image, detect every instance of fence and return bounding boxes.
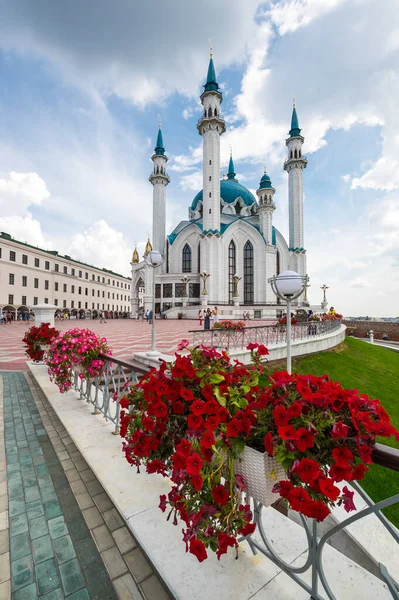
[189,319,342,351]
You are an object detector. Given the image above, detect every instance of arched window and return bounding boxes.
[299,149,301,157]
[208,107,212,117]
[209,176,211,181]
[290,150,293,159]
[243,241,254,304]
[294,149,298,158]
[209,160,212,165]
[214,108,217,116]
[197,242,201,272]
[182,244,192,273]
[209,192,212,198]
[228,241,236,305]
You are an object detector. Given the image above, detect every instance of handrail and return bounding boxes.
[372,443,399,472]
[98,352,148,374]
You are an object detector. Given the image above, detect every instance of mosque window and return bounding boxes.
[209,192,211,198]
[294,149,298,158]
[197,243,201,272]
[208,107,212,117]
[209,160,212,165]
[228,241,236,305]
[209,176,211,181]
[290,150,293,159]
[243,241,254,304]
[182,244,192,273]
[214,108,217,116]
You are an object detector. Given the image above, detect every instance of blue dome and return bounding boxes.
[258,173,273,189]
[191,178,257,211]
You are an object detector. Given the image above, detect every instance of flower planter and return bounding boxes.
[234,445,285,507]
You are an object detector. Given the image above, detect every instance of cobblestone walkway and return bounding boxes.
[0,372,173,600]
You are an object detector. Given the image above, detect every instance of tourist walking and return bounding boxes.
[204,309,211,330]
[213,306,219,325]
[198,309,203,327]
[99,311,106,323]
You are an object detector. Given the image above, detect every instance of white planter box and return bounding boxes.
[235,445,285,507]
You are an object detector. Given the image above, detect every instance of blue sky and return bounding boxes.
[0,0,398,316]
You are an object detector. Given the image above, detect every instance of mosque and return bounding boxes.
[131,52,309,318]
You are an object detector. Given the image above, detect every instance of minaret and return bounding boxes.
[256,166,275,244]
[227,149,237,181]
[149,119,170,254]
[197,46,226,232]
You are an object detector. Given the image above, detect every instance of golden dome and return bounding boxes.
[131,247,139,263]
[144,236,152,256]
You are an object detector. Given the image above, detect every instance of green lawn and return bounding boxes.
[276,337,399,526]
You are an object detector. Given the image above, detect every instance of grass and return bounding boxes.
[271,337,399,527]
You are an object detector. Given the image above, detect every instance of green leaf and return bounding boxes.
[214,388,226,407]
[235,438,245,453]
[258,374,269,389]
[196,371,205,378]
[241,385,250,394]
[209,374,225,384]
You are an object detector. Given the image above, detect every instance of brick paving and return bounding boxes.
[0,372,174,600]
[0,317,266,371]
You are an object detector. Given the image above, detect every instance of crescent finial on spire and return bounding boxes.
[208,39,213,58]
[264,162,267,174]
[157,114,162,129]
[229,145,232,158]
[293,96,296,109]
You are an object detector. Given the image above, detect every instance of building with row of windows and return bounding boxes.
[131,51,309,318]
[0,231,131,317]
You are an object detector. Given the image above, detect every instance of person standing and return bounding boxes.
[213,306,219,326]
[198,309,203,327]
[100,311,106,324]
[204,309,211,330]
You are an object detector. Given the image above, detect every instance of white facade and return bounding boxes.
[0,232,131,317]
[131,56,309,318]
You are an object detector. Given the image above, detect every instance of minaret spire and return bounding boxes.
[149,120,170,254]
[227,148,237,181]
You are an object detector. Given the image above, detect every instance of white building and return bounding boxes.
[131,53,308,319]
[0,231,131,318]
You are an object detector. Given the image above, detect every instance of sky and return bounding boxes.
[0,0,398,317]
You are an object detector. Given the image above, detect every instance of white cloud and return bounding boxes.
[349,278,372,288]
[0,171,50,216]
[0,214,52,249]
[179,171,203,192]
[266,0,346,35]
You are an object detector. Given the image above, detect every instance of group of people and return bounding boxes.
[0,311,31,324]
[198,307,219,330]
[242,311,251,321]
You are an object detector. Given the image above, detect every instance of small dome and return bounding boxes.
[258,173,273,190]
[132,247,139,263]
[191,178,257,212]
[144,237,152,256]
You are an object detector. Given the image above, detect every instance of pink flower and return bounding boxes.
[341,486,356,512]
[177,339,190,351]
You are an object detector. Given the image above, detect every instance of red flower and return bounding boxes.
[189,538,207,563]
[273,405,290,427]
[278,480,295,499]
[216,533,238,560]
[289,487,311,512]
[176,439,192,457]
[159,495,167,512]
[191,474,203,492]
[358,443,373,465]
[201,384,215,401]
[294,458,321,483]
[119,397,130,409]
[352,463,368,480]
[246,343,259,350]
[263,432,274,456]
[278,425,297,440]
[191,400,206,416]
[226,419,242,437]
[332,447,353,466]
[153,401,168,419]
[172,452,186,470]
[329,463,353,482]
[204,415,220,431]
[257,345,269,356]
[238,523,256,537]
[217,407,229,423]
[172,400,185,414]
[288,402,302,419]
[187,414,204,430]
[142,416,155,432]
[295,428,315,452]
[304,499,330,521]
[186,453,203,476]
[204,399,220,414]
[331,420,350,440]
[341,485,356,512]
[200,431,215,450]
[212,484,230,506]
[319,477,340,501]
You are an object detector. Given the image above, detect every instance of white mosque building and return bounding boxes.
[131,53,309,319]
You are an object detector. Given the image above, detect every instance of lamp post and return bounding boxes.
[147,250,164,356]
[268,270,309,374]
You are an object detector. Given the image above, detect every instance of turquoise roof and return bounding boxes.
[204,57,220,93]
[154,128,165,155]
[258,172,273,190]
[167,218,277,247]
[289,107,301,137]
[227,155,236,180]
[190,178,257,211]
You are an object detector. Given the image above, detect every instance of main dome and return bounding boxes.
[191,178,257,211]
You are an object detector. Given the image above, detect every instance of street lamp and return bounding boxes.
[147,250,164,356]
[268,270,309,374]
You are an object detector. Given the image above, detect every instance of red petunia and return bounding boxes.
[332,447,353,466]
[142,416,155,431]
[172,400,185,414]
[238,523,256,537]
[319,477,340,501]
[216,533,238,560]
[204,399,220,414]
[180,388,195,402]
[176,439,192,457]
[278,480,294,499]
[329,463,353,482]
[331,420,350,440]
[264,432,274,456]
[186,453,203,476]
[200,430,215,449]
[119,397,130,409]
[288,402,302,419]
[303,499,331,521]
[288,487,311,512]
[358,444,373,465]
[294,458,321,483]
[189,538,207,562]
[153,401,168,419]
[352,463,368,480]
[191,474,203,492]
[201,384,215,401]
[278,425,298,440]
[204,415,220,431]
[187,414,204,430]
[212,484,230,506]
[257,344,269,356]
[273,405,291,427]
[172,452,186,470]
[191,400,206,416]
[226,419,242,437]
[295,428,315,452]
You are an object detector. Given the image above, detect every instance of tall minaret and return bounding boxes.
[197,47,226,232]
[149,120,170,254]
[283,101,307,278]
[256,166,275,244]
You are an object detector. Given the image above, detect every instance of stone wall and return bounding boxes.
[343,320,399,341]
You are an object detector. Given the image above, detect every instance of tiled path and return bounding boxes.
[0,318,266,371]
[0,372,173,600]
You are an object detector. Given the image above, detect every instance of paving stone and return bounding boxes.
[9,513,28,537]
[9,531,30,561]
[43,500,62,521]
[101,547,128,579]
[53,535,76,565]
[124,548,153,583]
[82,506,103,530]
[26,499,44,520]
[41,486,58,503]
[75,492,94,511]
[0,511,8,532]
[61,459,74,472]
[113,573,142,600]
[0,550,10,584]
[74,537,100,569]
[65,469,81,483]
[140,575,172,600]
[0,496,7,513]
[11,555,35,591]
[35,558,61,595]
[56,451,69,462]
[13,581,37,600]
[32,534,54,565]
[102,509,124,533]
[59,558,85,596]
[85,480,104,497]
[77,469,96,485]
[39,587,64,600]
[66,518,89,543]
[0,580,11,600]
[73,459,88,473]
[93,493,113,514]
[25,485,40,503]
[67,589,90,600]
[112,528,136,555]
[83,562,116,600]
[0,529,9,555]
[69,480,87,496]
[48,516,68,540]
[92,525,115,552]
[29,515,49,540]
[9,498,25,518]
